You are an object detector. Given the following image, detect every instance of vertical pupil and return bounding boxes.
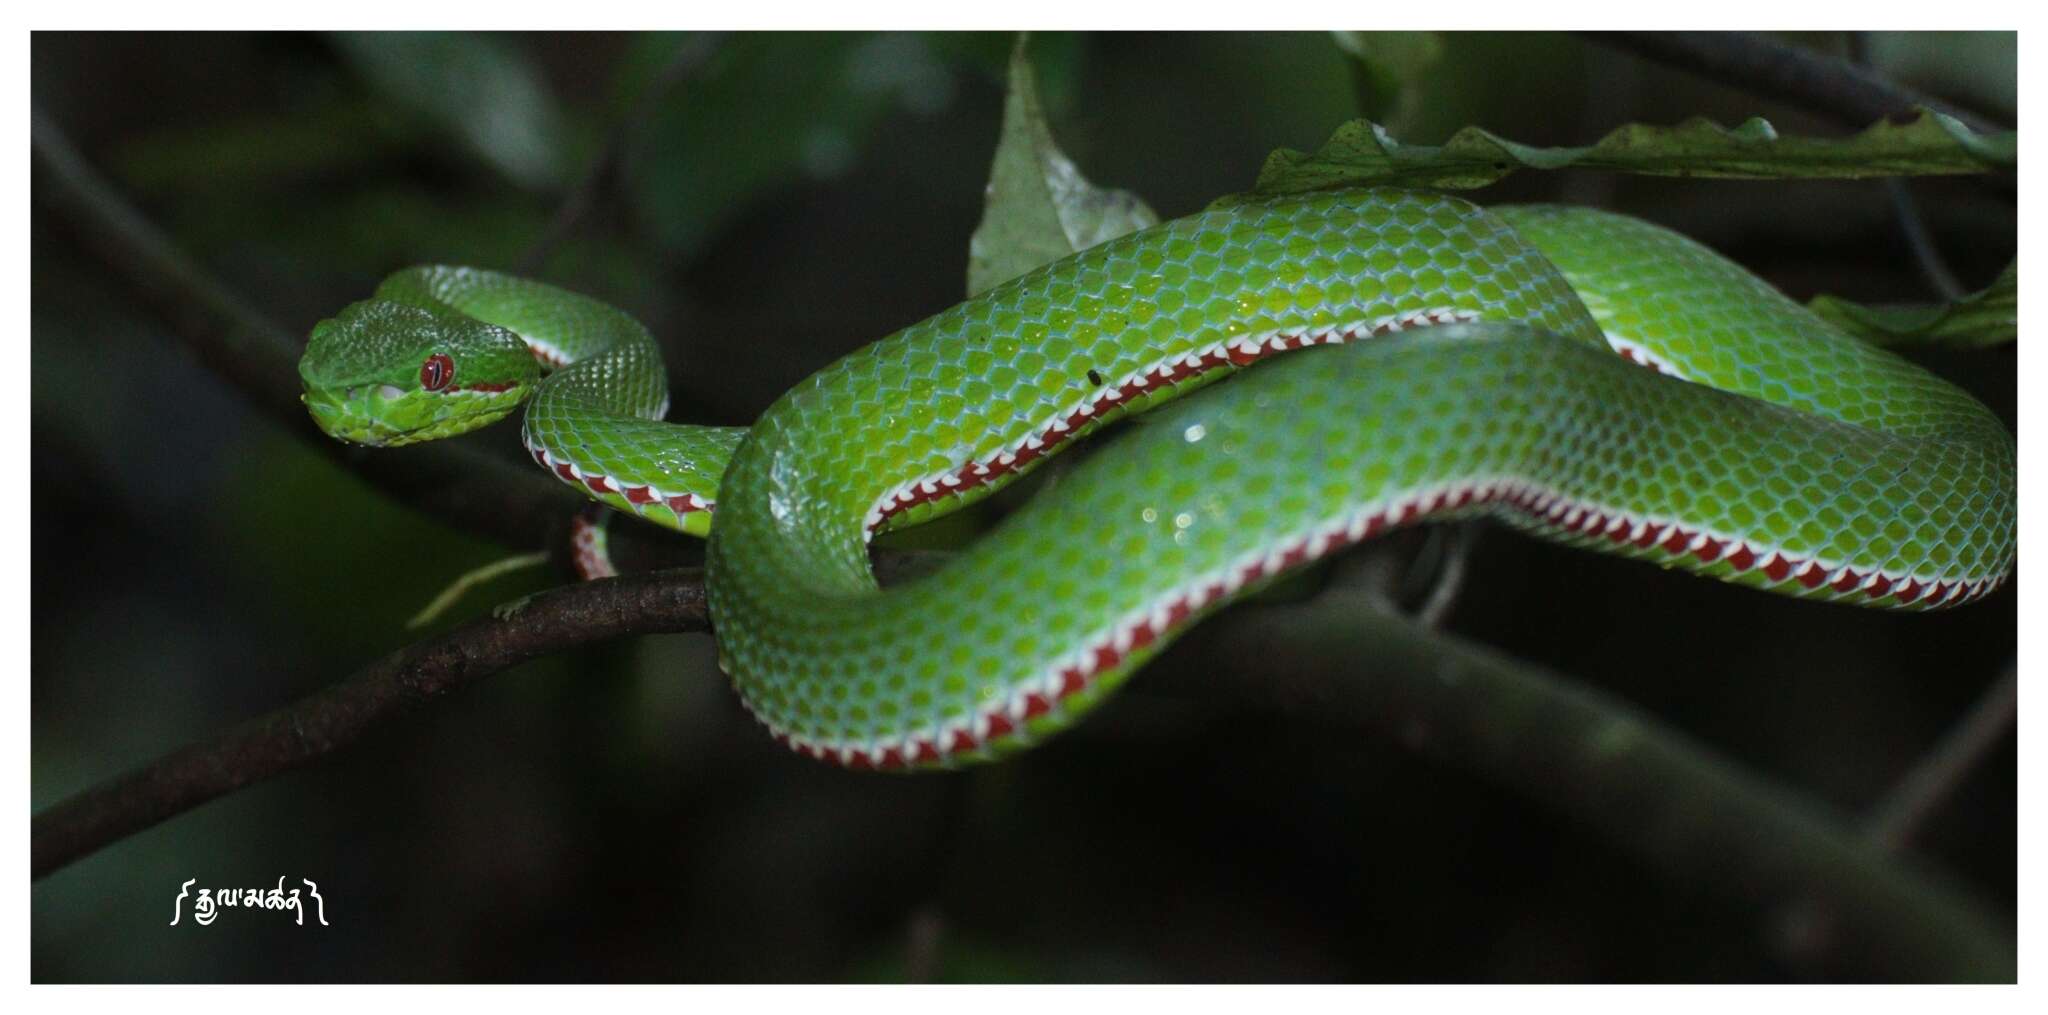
[422,355,450,390]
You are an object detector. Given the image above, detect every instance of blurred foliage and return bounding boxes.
[111,97,415,193]
[1330,30,1443,132]
[1864,31,2017,121]
[1255,107,2015,194]
[967,35,1157,297]
[31,30,2016,983]
[621,32,952,256]
[1811,260,2016,348]
[330,32,572,190]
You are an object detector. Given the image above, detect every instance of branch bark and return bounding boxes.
[1581,31,2003,134]
[1865,664,2018,853]
[29,88,2011,983]
[32,551,951,881]
[33,555,2014,980]
[1169,588,2015,982]
[31,567,712,880]
[32,108,584,551]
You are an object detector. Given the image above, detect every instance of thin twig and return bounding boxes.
[31,567,713,880]
[29,73,2010,983]
[1773,663,2016,976]
[1865,665,2018,853]
[1411,523,1473,628]
[33,550,2016,980]
[32,108,584,550]
[1582,32,2002,134]
[1845,32,1969,301]
[407,551,551,629]
[32,552,947,881]
[514,32,725,274]
[1877,179,1969,300]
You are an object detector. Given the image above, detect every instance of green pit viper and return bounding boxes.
[298,188,2016,769]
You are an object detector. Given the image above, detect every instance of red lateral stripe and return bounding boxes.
[871,311,1477,531]
[760,434,2006,768]
[568,513,617,580]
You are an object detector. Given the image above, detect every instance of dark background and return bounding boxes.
[31,31,2015,981]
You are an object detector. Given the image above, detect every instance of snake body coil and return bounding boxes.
[299,188,2015,769]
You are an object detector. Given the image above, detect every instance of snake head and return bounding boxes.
[299,298,541,447]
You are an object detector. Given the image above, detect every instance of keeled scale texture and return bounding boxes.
[320,189,2014,770]
[699,187,2014,768]
[386,266,745,536]
[1495,206,2015,588]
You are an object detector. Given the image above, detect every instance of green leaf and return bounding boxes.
[1254,107,2015,195]
[1330,31,1442,128]
[1809,261,2016,348]
[625,32,953,255]
[966,35,1157,297]
[330,32,569,191]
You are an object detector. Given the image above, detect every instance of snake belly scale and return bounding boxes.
[296,187,2016,770]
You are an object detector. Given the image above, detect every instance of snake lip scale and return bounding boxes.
[748,472,2008,771]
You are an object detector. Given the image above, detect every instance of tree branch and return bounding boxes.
[31,566,712,880]
[1581,31,2002,134]
[32,108,583,551]
[1168,588,2015,982]
[1865,664,2017,853]
[31,550,946,880]
[1770,660,2016,975]
[33,550,2014,980]
[30,80,2009,982]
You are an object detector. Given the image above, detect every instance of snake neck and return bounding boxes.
[377,266,741,536]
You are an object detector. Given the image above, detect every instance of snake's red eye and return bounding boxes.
[420,353,454,391]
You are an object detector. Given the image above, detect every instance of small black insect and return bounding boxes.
[1087,368,1104,387]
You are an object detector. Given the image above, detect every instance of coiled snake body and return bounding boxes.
[299,188,2015,769]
